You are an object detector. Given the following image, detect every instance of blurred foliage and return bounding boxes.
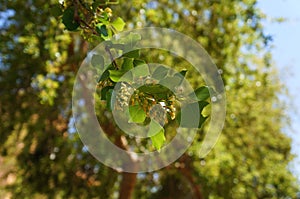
[0,0,299,199]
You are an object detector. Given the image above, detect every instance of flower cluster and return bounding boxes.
[114,82,134,111]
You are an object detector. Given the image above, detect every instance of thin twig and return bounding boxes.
[105,45,119,70]
[79,18,99,35]
[73,0,119,70]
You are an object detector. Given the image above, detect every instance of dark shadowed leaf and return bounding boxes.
[193,86,210,101]
[106,89,114,111]
[123,50,140,58]
[50,4,63,17]
[100,86,114,100]
[96,24,108,36]
[133,59,146,67]
[62,7,80,31]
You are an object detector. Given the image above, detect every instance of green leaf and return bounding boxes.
[133,59,146,67]
[62,7,80,31]
[176,101,209,128]
[96,24,108,37]
[111,17,126,31]
[138,84,170,95]
[106,41,125,50]
[98,68,111,82]
[198,101,209,110]
[129,105,146,123]
[148,120,165,150]
[119,32,142,49]
[100,86,114,100]
[133,64,150,77]
[150,130,166,151]
[107,58,134,82]
[89,34,105,43]
[109,70,124,82]
[177,102,199,128]
[152,66,169,80]
[159,76,182,89]
[99,12,109,23]
[122,58,134,71]
[120,71,133,82]
[50,4,63,17]
[148,120,164,137]
[199,115,209,128]
[106,89,114,111]
[92,2,101,11]
[174,69,187,84]
[123,50,140,59]
[193,86,210,101]
[91,54,104,69]
[179,69,187,77]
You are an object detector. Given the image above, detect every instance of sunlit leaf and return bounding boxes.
[148,120,165,150]
[109,70,124,82]
[129,105,146,123]
[111,17,126,31]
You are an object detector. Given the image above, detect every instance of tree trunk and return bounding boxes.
[118,172,137,199]
[101,123,138,199]
[179,155,203,199]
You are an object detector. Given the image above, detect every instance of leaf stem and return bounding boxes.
[105,45,119,70]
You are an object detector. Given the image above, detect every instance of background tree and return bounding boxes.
[0,0,299,199]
